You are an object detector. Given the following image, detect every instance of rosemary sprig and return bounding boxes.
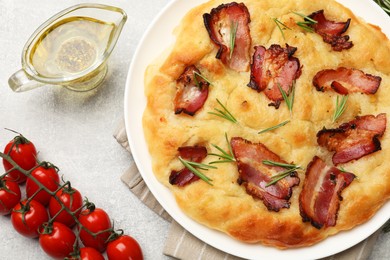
[262,160,299,169]
[296,21,315,32]
[229,21,239,59]
[273,18,291,40]
[178,156,215,186]
[333,95,348,122]
[293,12,317,32]
[258,120,290,134]
[193,71,212,86]
[208,98,238,123]
[292,12,317,24]
[374,0,390,14]
[209,133,235,164]
[266,168,298,187]
[277,82,296,115]
[262,160,301,187]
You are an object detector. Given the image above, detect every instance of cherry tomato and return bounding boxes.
[0,177,21,215]
[39,222,76,259]
[69,247,105,260]
[107,235,143,260]
[26,162,60,206]
[49,186,83,227]
[11,199,49,238]
[78,206,112,252]
[3,134,37,183]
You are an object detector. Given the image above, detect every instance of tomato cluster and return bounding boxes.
[0,133,143,260]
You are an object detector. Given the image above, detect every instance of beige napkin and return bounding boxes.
[114,119,381,260]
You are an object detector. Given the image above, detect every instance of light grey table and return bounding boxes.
[0,0,388,259]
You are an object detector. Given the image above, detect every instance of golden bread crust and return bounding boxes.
[142,0,390,248]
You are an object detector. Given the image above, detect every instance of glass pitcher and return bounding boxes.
[8,3,127,92]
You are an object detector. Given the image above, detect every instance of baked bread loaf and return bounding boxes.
[142,0,390,248]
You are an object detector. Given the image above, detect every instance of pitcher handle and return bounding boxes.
[8,70,45,92]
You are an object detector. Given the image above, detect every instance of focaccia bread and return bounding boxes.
[142,0,390,248]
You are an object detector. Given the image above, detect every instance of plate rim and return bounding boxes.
[124,0,390,259]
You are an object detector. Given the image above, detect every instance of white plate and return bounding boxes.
[124,0,390,259]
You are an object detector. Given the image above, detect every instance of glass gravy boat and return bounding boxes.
[9,4,127,92]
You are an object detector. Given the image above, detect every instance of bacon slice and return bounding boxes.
[203,2,251,72]
[169,146,208,187]
[308,10,353,51]
[247,44,302,108]
[231,137,300,211]
[174,65,209,116]
[317,114,387,165]
[299,156,355,229]
[313,67,381,94]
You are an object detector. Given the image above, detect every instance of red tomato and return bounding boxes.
[0,177,21,215]
[39,222,76,259]
[67,247,105,260]
[49,186,83,227]
[26,162,60,206]
[107,235,143,260]
[78,207,112,252]
[79,247,105,260]
[11,199,49,238]
[3,134,37,183]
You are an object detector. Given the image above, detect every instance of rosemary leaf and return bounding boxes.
[209,133,235,164]
[333,95,348,122]
[292,11,317,24]
[292,12,317,33]
[208,152,233,161]
[209,159,236,164]
[208,98,238,123]
[374,0,390,14]
[265,168,297,187]
[217,99,236,121]
[184,160,217,170]
[258,120,290,134]
[290,81,296,112]
[193,71,212,86]
[277,82,295,115]
[193,71,200,88]
[296,21,315,32]
[210,144,232,159]
[262,160,300,169]
[229,21,239,59]
[270,167,298,178]
[262,160,301,187]
[273,18,291,40]
[278,83,289,105]
[225,132,234,160]
[178,157,213,185]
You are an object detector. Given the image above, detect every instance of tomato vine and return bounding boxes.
[0,133,143,260]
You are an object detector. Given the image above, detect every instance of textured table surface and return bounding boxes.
[0,0,388,259]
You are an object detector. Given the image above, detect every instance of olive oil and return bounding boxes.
[9,4,127,92]
[30,16,115,78]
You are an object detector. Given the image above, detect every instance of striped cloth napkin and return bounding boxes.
[114,119,380,260]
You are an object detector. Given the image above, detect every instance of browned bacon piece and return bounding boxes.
[299,156,355,229]
[313,67,381,94]
[169,146,208,187]
[203,2,251,72]
[247,44,302,108]
[317,113,387,165]
[174,65,209,116]
[230,137,300,211]
[308,10,353,51]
